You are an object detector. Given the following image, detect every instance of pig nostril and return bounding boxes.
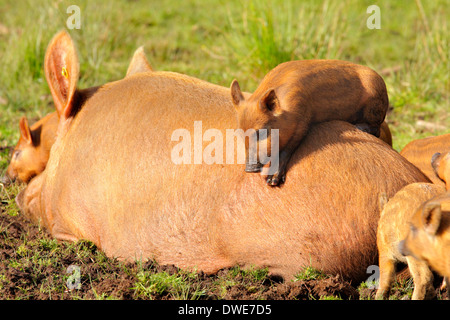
[0,175,12,186]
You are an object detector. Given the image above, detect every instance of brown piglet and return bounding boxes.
[3,112,58,184]
[432,151,450,190]
[230,60,389,185]
[399,191,450,297]
[400,133,450,187]
[376,183,446,300]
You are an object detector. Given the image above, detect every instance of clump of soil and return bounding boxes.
[260,275,359,300]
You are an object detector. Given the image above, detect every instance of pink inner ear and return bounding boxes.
[231,80,244,106]
[46,54,66,116]
[260,89,281,115]
[53,48,69,103]
[19,117,31,143]
[44,31,79,120]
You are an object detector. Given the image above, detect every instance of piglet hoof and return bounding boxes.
[266,173,286,187]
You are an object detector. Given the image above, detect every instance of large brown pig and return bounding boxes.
[400,134,450,186]
[17,31,429,283]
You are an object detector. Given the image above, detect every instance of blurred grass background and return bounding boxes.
[0,0,448,165]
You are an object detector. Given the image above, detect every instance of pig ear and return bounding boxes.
[126,46,153,77]
[431,152,441,174]
[230,79,245,108]
[422,202,442,235]
[19,117,32,144]
[44,30,79,120]
[259,88,281,115]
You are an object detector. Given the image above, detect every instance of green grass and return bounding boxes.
[357,274,415,300]
[0,0,448,300]
[133,263,206,300]
[294,266,328,281]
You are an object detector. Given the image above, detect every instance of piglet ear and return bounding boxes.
[422,202,442,235]
[431,152,441,174]
[259,88,281,115]
[230,79,245,108]
[126,46,153,77]
[19,117,32,144]
[44,30,79,120]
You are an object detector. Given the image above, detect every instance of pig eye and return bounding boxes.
[12,150,21,159]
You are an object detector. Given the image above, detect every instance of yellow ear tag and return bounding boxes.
[61,67,69,79]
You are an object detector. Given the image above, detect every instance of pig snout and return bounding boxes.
[1,166,17,185]
[245,162,263,173]
[0,173,13,185]
[398,240,413,257]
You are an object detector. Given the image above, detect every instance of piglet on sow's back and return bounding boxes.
[17,31,428,283]
[230,59,389,185]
